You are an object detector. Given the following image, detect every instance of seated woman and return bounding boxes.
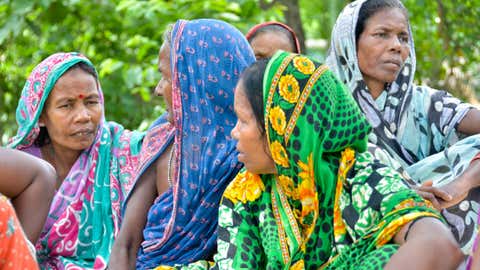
[0,195,40,270]
[164,52,462,269]
[246,21,301,59]
[326,0,480,251]
[6,52,144,269]
[0,148,56,243]
[108,19,255,269]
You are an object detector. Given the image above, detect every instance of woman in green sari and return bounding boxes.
[162,51,462,270]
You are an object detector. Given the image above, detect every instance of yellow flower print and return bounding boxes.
[270,141,290,168]
[395,198,434,211]
[297,154,318,221]
[298,153,314,183]
[298,179,318,219]
[154,266,175,270]
[278,74,300,103]
[293,56,315,75]
[333,201,346,238]
[290,260,305,270]
[278,175,296,199]
[223,171,265,204]
[268,106,287,135]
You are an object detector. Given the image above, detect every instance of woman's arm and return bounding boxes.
[457,108,480,135]
[108,162,157,270]
[385,217,463,270]
[415,158,480,210]
[0,149,56,242]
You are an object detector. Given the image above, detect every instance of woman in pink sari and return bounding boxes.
[7,52,144,269]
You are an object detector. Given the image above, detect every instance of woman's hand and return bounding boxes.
[414,179,470,210]
[413,180,452,210]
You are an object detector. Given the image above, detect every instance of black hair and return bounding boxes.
[35,127,50,147]
[71,61,97,80]
[239,58,270,136]
[355,0,408,43]
[248,25,298,53]
[34,61,98,147]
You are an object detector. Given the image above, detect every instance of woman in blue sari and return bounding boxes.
[109,19,255,269]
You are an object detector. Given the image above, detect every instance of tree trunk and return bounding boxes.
[279,0,306,53]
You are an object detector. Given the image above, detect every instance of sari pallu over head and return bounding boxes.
[7,52,144,269]
[325,0,419,165]
[134,19,255,268]
[325,0,473,167]
[252,51,440,268]
[260,51,371,267]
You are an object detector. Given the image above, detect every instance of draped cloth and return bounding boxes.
[326,0,480,252]
[0,195,39,270]
[7,52,144,269]
[131,19,255,269]
[162,52,441,270]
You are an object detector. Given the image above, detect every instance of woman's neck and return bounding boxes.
[364,79,386,100]
[41,143,81,188]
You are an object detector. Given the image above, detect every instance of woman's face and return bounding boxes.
[231,80,276,174]
[250,31,295,60]
[357,7,410,90]
[155,42,174,123]
[39,68,102,152]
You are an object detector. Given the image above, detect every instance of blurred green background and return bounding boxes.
[1,0,479,144]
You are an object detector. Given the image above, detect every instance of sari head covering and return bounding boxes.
[133,19,255,268]
[326,0,479,252]
[325,0,418,165]
[7,52,144,269]
[210,51,441,269]
[245,21,301,53]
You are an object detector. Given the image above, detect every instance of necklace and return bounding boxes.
[167,144,176,187]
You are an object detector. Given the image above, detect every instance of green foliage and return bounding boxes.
[403,0,480,100]
[0,0,280,144]
[1,0,479,145]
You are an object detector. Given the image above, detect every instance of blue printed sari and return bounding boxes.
[127,19,255,268]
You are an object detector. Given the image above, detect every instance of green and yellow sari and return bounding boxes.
[161,52,442,269]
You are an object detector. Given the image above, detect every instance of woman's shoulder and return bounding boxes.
[411,84,465,104]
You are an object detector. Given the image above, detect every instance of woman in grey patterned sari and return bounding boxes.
[326,0,480,253]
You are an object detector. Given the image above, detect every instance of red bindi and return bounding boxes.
[78,94,85,99]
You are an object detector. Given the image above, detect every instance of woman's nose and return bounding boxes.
[390,36,402,51]
[154,81,164,97]
[231,123,239,140]
[76,106,92,122]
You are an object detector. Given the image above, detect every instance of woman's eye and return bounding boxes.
[87,100,99,105]
[374,32,388,38]
[399,35,409,44]
[58,104,71,109]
